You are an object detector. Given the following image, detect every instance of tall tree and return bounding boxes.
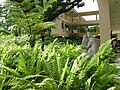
[3,0,84,50]
[9,0,84,21]
[3,0,55,50]
[43,0,84,21]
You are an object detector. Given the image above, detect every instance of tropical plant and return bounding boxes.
[0,39,81,89]
[2,0,55,50]
[9,0,84,22]
[88,25,100,32]
[70,23,88,33]
[0,38,119,90]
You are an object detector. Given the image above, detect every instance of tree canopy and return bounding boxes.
[43,0,84,21]
[1,0,84,49]
[2,0,55,48]
[9,0,84,21]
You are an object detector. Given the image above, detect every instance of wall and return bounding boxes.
[51,17,69,37]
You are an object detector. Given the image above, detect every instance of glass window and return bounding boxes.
[65,24,70,31]
[62,22,64,29]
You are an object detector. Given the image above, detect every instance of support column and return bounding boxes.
[117,33,120,40]
[97,0,111,43]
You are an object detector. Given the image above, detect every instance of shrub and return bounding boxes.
[0,38,119,90]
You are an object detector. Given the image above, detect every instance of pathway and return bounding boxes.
[114,53,120,80]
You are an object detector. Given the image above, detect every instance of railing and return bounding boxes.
[71,11,99,26]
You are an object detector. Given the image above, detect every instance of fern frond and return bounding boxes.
[18,54,29,75]
[2,65,20,77]
[59,58,69,87]
[30,43,39,74]
[36,78,58,90]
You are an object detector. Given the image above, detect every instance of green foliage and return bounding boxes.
[3,0,55,34]
[43,0,84,21]
[1,1,118,89]
[2,0,55,48]
[70,23,88,32]
[7,0,84,21]
[0,37,119,90]
[88,25,99,32]
[0,27,11,35]
[32,22,55,34]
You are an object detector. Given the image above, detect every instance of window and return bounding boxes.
[65,24,70,31]
[61,22,70,31]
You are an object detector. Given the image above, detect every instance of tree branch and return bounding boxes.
[43,0,83,21]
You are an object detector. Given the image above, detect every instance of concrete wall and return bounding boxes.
[97,0,111,43]
[117,33,120,40]
[51,17,69,37]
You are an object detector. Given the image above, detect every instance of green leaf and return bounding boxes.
[36,78,58,90]
[2,65,20,77]
[85,77,92,90]
[59,58,69,87]
[107,87,116,90]
[18,54,29,75]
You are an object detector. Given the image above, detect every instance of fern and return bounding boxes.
[59,58,69,87]
[66,59,79,90]
[18,54,29,76]
[36,78,58,90]
[30,44,39,74]
[0,38,118,90]
[2,65,21,77]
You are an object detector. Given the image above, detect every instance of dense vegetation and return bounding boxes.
[9,0,84,21]
[0,0,120,90]
[0,33,119,90]
[0,0,84,50]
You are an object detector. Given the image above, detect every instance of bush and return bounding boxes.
[0,37,119,90]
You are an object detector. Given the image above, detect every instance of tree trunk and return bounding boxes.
[29,35,36,48]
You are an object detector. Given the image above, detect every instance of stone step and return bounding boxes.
[110,63,120,75]
[116,57,120,59]
[114,53,120,80]
[115,58,120,62]
[114,56,120,62]
[116,69,120,76]
[115,63,120,69]
[115,76,120,80]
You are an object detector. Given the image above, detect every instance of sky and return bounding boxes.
[0,0,6,3]
[75,0,99,21]
[75,0,99,12]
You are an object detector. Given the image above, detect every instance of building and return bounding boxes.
[97,0,120,43]
[51,9,99,37]
[52,0,120,44]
